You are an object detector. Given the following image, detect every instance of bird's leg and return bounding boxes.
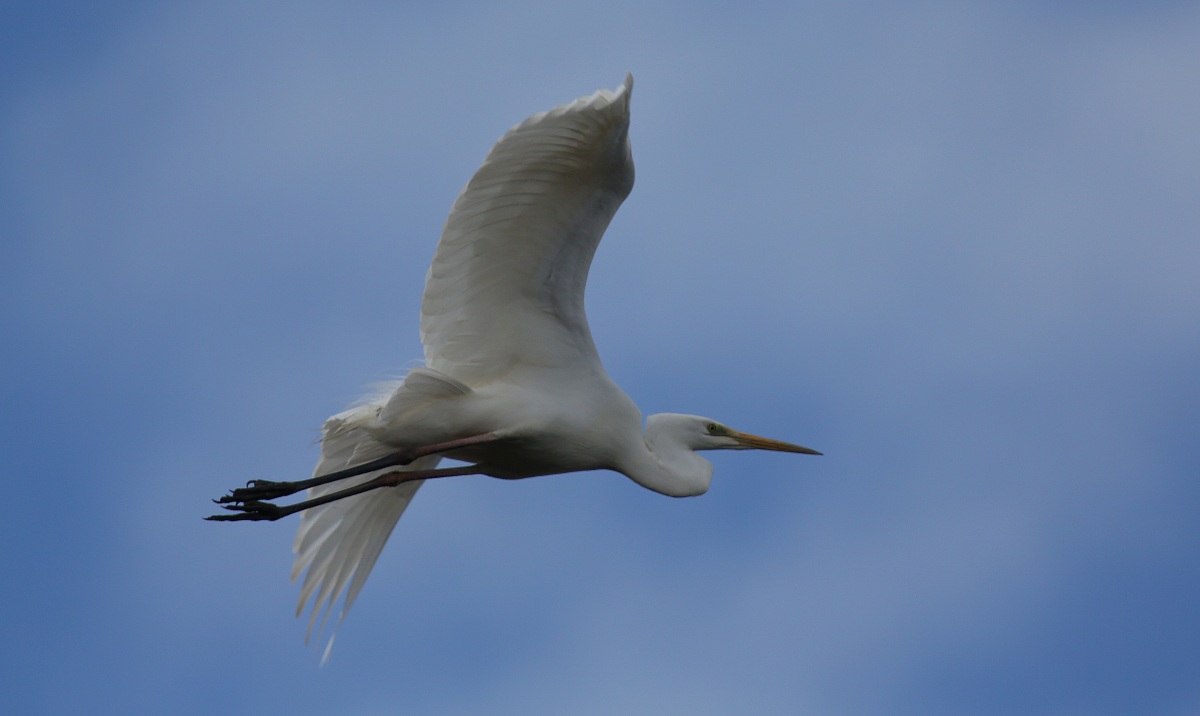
[206,464,481,522]
[214,432,500,504]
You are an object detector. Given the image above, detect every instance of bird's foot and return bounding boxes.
[214,479,301,505]
[205,498,289,522]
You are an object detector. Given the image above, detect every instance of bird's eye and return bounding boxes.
[706,423,719,434]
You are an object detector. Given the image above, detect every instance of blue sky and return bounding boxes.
[3,2,1198,714]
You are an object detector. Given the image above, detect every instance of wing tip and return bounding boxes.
[509,74,635,133]
[619,73,633,113]
[604,73,633,111]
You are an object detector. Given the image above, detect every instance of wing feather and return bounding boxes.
[291,368,473,659]
[291,388,439,661]
[420,75,635,382]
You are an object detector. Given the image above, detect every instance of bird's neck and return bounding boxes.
[619,423,713,498]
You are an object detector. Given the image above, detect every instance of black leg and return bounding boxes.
[205,464,480,522]
[212,432,500,505]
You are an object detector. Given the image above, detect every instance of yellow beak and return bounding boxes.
[730,430,822,455]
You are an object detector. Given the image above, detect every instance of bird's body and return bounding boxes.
[211,75,818,656]
[362,364,712,493]
[390,369,645,482]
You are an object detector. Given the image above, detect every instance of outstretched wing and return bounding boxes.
[291,368,472,661]
[291,397,435,662]
[420,75,635,383]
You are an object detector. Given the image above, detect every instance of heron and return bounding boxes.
[209,74,820,652]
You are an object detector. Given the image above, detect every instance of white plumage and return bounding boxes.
[214,75,819,659]
[420,77,634,380]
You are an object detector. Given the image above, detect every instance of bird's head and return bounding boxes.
[647,413,821,456]
[632,413,819,496]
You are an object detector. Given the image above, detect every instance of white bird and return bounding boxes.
[210,74,819,655]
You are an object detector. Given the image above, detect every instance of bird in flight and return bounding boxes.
[209,74,820,654]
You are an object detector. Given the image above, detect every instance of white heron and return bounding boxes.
[210,74,819,653]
